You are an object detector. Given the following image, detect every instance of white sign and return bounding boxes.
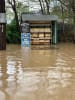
[21,33,30,47]
[0,13,6,23]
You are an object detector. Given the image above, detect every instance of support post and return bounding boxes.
[52,21,58,44]
[54,21,57,44]
[0,0,6,50]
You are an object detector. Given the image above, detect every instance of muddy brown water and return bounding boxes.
[0,43,75,100]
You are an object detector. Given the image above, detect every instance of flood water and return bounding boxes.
[0,43,75,100]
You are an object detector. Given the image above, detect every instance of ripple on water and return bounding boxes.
[0,44,75,100]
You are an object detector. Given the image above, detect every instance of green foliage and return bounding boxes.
[6,19,21,44]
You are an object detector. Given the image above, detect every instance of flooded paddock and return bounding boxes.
[0,43,75,100]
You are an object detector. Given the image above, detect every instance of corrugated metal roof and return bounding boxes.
[21,13,58,21]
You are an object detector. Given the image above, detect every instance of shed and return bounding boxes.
[21,13,58,46]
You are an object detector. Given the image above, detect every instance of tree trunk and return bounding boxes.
[13,0,20,33]
[44,0,50,14]
[61,4,65,34]
[14,7,20,33]
[39,0,44,14]
[73,14,75,42]
[41,0,46,14]
[8,0,20,33]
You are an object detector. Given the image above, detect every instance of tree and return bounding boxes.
[7,0,20,33]
[6,19,21,43]
[38,0,51,14]
[57,0,75,42]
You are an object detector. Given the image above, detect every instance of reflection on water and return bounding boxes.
[0,43,75,100]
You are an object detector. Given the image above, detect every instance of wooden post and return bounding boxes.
[0,0,6,50]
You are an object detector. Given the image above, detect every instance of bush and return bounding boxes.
[6,19,21,44]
